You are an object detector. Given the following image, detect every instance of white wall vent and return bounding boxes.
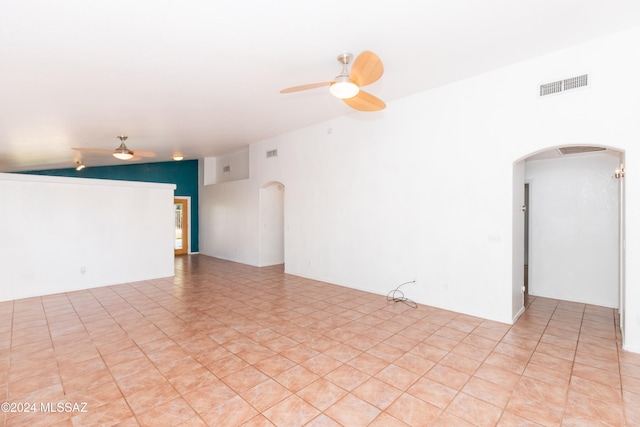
[557,146,606,156]
[540,74,588,96]
[540,80,563,96]
[223,165,231,172]
[563,74,588,91]
[266,149,278,158]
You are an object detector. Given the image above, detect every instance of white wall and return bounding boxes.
[525,152,621,307]
[199,177,257,264]
[199,26,640,351]
[203,150,250,184]
[0,173,175,302]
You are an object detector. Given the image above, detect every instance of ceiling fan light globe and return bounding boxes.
[113,151,134,160]
[330,78,359,99]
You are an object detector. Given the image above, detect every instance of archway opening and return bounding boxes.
[513,145,625,342]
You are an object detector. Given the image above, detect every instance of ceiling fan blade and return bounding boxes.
[350,51,384,87]
[280,81,333,93]
[71,147,114,154]
[132,150,155,158]
[342,90,386,112]
[126,155,142,161]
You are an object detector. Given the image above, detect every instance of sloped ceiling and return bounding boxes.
[2,0,640,172]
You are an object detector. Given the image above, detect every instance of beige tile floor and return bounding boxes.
[2,255,640,426]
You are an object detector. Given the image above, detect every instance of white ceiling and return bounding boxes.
[2,0,640,172]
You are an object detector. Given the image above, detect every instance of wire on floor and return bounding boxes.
[387,280,417,308]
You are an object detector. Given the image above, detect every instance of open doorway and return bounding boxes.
[259,182,285,267]
[174,198,189,255]
[513,145,625,336]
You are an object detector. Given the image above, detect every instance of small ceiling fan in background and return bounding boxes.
[280,50,386,111]
[72,135,156,161]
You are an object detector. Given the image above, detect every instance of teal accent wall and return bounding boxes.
[23,160,199,252]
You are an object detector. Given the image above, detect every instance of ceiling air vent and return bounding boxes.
[266,149,278,158]
[557,146,606,156]
[540,74,588,96]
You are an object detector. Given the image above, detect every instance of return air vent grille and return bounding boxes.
[540,80,562,96]
[540,74,588,96]
[557,146,606,156]
[563,74,588,91]
[266,149,278,158]
[223,165,231,172]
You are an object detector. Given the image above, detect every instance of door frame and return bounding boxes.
[618,161,626,341]
[259,181,285,267]
[512,159,526,321]
[174,197,191,255]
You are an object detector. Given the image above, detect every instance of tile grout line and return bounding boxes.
[557,300,585,424]
[495,297,558,426]
[613,306,628,426]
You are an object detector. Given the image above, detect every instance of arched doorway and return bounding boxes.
[513,145,625,340]
[259,182,285,267]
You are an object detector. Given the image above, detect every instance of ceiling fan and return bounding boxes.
[72,135,156,161]
[280,50,386,112]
